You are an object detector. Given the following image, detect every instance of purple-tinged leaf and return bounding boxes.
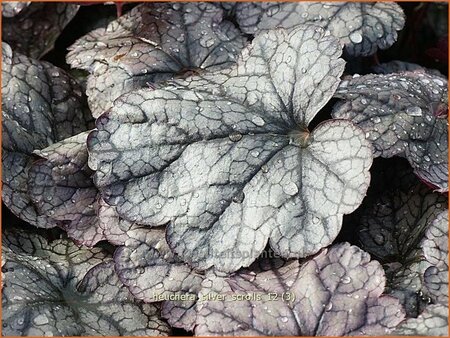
[357,164,448,316]
[2,3,79,59]
[114,228,204,331]
[358,177,447,263]
[333,71,448,192]
[97,198,141,246]
[227,2,404,56]
[394,304,448,336]
[373,60,445,78]
[422,211,448,304]
[194,243,404,336]
[67,2,247,117]
[2,2,30,17]
[28,132,141,247]
[89,25,373,272]
[2,43,92,228]
[28,132,101,245]
[2,230,170,336]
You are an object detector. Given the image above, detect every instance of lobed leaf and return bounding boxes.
[2,229,171,336]
[28,132,141,246]
[89,25,373,272]
[114,228,204,331]
[2,2,79,59]
[67,2,247,117]
[2,2,30,18]
[194,243,405,336]
[227,1,405,56]
[2,42,92,228]
[357,163,448,316]
[393,304,448,336]
[333,71,448,192]
[422,211,448,304]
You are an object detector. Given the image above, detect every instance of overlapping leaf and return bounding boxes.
[2,42,92,228]
[2,2,79,59]
[88,25,372,273]
[2,229,170,336]
[67,2,247,117]
[394,304,449,336]
[194,243,404,336]
[333,71,448,192]
[2,2,30,18]
[28,132,140,246]
[422,211,448,305]
[115,228,204,331]
[357,163,448,316]
[223,2,404,56]
[373,60,445,78]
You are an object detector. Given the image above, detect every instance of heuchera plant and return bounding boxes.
[1,2,448,337]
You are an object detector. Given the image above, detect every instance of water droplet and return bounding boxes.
[349,31,363,44]
[33,315,49,325]
[172,3,181,10]
[373,233,385,245]
[237,323,250,331]
[325,302,333,311]
[433,78,445,86]
[361,98,367,105]
[424,155,431,162]
[341,276,352,284]
[155,283,164,289]
[406,106,423,117]
[312,216,320,224]
[283,182,298,196]
[232,192,245,204]
[267,5,280,17]
[250,150,260,157]
[261,165,269,173]
[279,316,289,323]
[229,132,243,142]
[371,116,381,123]
[252,115,265,126]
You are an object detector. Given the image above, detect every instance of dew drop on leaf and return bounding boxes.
[33,314,49,325]
[237,323,249,331]
[349,31,363,43]
[406,106,423,117]
[232,192,245,204]
[341,276,352,284]
[250,150,260,157]
[279,316,289,323]
[283,182,298,196]
[229,132,243,142]
[251,115,265,126]
[373,233,385,245]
